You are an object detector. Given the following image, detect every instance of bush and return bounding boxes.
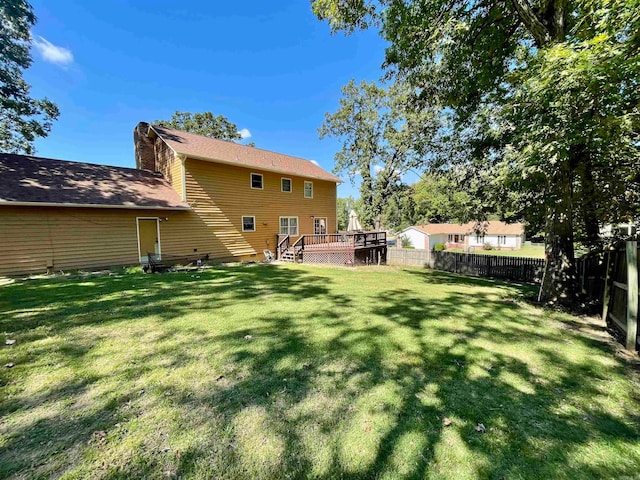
[400,235,413,249]
[434,243,446,251]
[483,242,494,250]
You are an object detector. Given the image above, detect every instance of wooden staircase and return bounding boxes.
[276,234,302,263]
[280,247,297,263]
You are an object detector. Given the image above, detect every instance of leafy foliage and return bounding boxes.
[337,196,360,230]
[380,183,419,231]
[412,171,487,225]
[155,111,242,141]
[0,0,59,154]
[313,0,640,304]
[319,79,436,228]
[399,234,413,248]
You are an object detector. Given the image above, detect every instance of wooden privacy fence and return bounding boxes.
[387,248,430,267]
[431,251,544,284]
[574,241,639,351]
[602,241,639,350]
[576,250,609,305]
[388,249,545,284]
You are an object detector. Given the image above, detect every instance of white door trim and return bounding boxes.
[314,217,327,234]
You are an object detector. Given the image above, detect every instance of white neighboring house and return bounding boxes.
[397,221,525,251]
[600,222,637,238]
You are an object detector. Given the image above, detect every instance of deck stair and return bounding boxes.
[280,246,302,263]
[280,247,294,263]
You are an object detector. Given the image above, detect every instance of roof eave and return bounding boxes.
[0,201,191,211]
[175,150,343,183]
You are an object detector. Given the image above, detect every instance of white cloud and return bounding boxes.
[373,165,384,174]
[310,160,319,166]
[238,128,252,139]
[32,36,74,66]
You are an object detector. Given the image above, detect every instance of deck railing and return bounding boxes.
[275,232,387,262]
[298,231,387,250]
[276,234,290,259]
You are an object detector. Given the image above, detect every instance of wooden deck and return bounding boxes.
[277,232,387,265]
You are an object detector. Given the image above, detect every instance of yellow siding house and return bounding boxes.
[0,123,340,276]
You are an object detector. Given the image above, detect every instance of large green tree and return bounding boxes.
[319,79,435,228]
[412,171,485,225]
[380,183,419,231]
[155,111,242,141]
[313,0,640,305]
[0,0,59,154]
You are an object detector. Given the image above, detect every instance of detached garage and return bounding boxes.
[0,153,190,276]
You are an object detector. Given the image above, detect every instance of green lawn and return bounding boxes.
[448,245,546,258]
[1,264,639,479]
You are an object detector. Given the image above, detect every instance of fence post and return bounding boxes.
[602,250,612,323]
[626,241,638,351]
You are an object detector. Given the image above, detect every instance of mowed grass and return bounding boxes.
[1,264,639,479]
[448,245,546,258]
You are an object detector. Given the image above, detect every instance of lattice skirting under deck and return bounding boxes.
[303,251,355,265]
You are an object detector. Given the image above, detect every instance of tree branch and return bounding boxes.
[509,0,552,47]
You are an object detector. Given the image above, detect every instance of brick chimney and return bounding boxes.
[133,122,156,171]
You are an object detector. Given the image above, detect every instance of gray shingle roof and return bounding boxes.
[0,153,189,209]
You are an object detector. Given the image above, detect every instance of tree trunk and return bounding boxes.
[539,161,578,305]
[360,166,375,229]
[577,156,600,246]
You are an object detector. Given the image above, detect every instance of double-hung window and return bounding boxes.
[498,235,506,245]
[279,217,298,236]
[281,178,292,192]
[250,173,263,189]
[304,181,313,198]
[242,216,256,232]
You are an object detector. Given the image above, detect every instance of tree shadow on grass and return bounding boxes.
[0,264,351,478]
[1,266,639,479]
[158,286,640,478]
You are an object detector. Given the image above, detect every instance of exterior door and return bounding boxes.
[137,218,160,262]
[314,217,327,234]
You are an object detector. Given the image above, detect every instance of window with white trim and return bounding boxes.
[279,217,298,236]
[304,181,313,198]
[475,234,485,243]
[250,173,263,189]
[281,178,292,192]
[498,235,507,245]
[242,216,256,232]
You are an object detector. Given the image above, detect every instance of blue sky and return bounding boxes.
[26,1,389,197]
